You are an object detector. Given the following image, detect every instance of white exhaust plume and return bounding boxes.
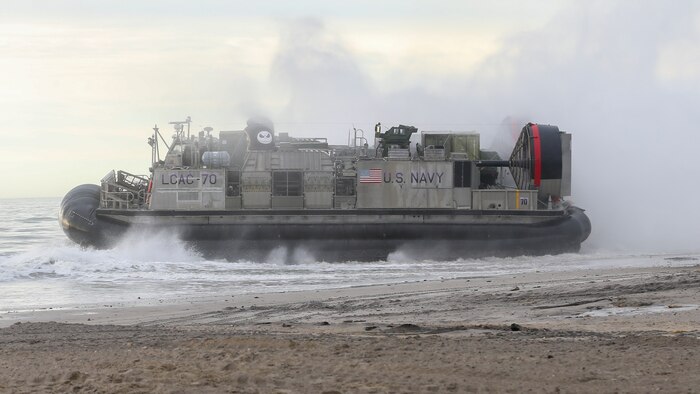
[266,4,700,253]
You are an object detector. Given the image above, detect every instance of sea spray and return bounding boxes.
[1,199,699,309]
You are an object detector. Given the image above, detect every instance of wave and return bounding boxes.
[0,228,204,282]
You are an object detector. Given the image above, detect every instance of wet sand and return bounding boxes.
[2,263,700,392]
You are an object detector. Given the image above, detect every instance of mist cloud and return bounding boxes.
[269,2,700,252]
[270,18,379,135]
[466,0,700,252]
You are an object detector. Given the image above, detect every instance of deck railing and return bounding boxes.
[100,170,150,209]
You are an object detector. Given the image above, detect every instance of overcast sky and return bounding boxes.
[2,1,699,251]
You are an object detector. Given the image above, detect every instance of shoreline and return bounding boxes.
[2,263,700,391]
[3,263,699,330]
[0,264,700,328]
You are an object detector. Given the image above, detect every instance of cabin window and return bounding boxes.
[453,161,472,188]
[226,171,240,196]
[335,177,356,196]
[272,171,303,197]
[452,135,468,154]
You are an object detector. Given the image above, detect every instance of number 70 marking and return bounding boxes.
[202,173,218,185]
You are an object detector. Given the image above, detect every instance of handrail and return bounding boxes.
[100,190,142,209]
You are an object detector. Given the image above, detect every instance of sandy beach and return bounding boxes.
[2,262,700,392]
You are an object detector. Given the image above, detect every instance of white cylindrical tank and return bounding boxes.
[201,151,231,168]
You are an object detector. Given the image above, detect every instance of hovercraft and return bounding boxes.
[60,118,591,261]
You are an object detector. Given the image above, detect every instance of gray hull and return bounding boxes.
[60,184,591,261]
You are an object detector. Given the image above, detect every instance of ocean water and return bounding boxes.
[0,198,698,311]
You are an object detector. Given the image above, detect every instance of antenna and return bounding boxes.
[147,124,167,167]
[353,125,357,147]
[148,125,159,165]
[169,117,192,141]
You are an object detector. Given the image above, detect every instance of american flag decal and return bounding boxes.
[359,168,383,183]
